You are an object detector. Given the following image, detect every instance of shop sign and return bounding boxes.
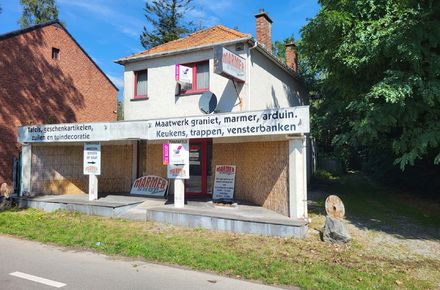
[167,140,189,179]
[214,46,245,82]
[83,142,101,175]
[18,121,149,143]
[148,106,309,140]
[130,175,168,197]
[212,165,236,202]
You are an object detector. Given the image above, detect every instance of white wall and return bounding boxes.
[122,43,307,120]
[249,49,307,110]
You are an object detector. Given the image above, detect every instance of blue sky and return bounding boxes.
[0,0,320,97]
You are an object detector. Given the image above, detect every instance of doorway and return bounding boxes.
[185,139,212,197]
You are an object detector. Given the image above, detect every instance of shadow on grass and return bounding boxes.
[309,172,440,241]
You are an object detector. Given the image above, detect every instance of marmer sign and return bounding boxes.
[147,106,309,140]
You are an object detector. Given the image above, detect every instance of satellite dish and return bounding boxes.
[325,195,345,219]
[199,91,217,114]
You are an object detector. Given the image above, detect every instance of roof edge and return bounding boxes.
[114,36,252,65]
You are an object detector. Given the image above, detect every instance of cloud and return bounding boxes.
[58,0,144,38]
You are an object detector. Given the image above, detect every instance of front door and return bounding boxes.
[185,139,212,197]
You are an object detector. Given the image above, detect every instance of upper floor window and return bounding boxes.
[178,61,209,95]
[134,70,148,99]
[52,47,60,60]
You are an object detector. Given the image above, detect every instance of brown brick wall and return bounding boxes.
[0,23,118,184]
[255,13,272,53]
[31,144,132,195]
[212,141,289,216]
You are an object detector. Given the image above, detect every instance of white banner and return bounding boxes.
[148,106,309,140]
[18,121,149,143]
[167,140,190,179]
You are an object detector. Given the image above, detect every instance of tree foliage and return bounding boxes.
[300,0,440,170]
[140,0,195,49]
[19,0,59,28]
[273,35,295,62]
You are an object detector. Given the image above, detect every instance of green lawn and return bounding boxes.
[0,174,439,289]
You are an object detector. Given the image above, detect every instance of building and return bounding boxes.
[0,20,118,187]
[17,10,310,233]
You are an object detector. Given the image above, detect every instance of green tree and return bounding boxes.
[273,35,295,62]
[19,0,59,28]
[300,0,440,170]
[140,0,195,49]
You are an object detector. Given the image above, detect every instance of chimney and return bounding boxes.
[285,42,298,71]
[255,9,273,54]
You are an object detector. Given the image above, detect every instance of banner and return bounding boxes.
[148,106,309,140]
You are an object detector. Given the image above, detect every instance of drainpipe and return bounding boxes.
[247,40,258,111]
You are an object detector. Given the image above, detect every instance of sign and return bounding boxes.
[167,140,189,179]
[214,46,246,82]
[83,142,101,175]
[18,121,149,143]
[163,143,170,165]
[148,106,309,140]
[175,64,193,85]
[212,165,236,202]
[130,175,168,197]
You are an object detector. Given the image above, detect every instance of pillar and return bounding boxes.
[20,144,32,196]
[288,136,308,219]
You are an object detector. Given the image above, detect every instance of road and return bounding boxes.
[0,236,287,290]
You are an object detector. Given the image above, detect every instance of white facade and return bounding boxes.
[122,42,307,120]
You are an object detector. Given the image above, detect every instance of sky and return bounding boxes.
[0,0,320,98]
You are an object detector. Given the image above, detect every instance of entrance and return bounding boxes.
[185,139,212,197]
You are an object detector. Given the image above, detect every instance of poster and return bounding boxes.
[167,140,189,179]
[83,142,101,175]
[212,165,236,202]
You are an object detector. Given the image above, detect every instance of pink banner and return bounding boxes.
[163,143,170,165]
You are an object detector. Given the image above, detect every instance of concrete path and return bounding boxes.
[0,236,289,290]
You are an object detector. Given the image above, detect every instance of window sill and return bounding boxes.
[176,90,209,97]
[130,96,149,101]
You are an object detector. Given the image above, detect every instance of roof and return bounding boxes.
[115,24,300,80]
[116,25,251,63]
[0,20,119,91]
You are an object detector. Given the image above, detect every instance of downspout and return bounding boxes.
[247,40,258,111]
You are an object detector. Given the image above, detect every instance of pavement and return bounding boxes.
[0,235,289,290]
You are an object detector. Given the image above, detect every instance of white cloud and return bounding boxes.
[108,74,124,88]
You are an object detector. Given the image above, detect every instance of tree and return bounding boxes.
[140,0,196,49]
[273,35,295,62]
[300,0,440,171]
[19,0,59,28]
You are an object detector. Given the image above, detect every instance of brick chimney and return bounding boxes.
[285,42,298,71]
[255,9,273,54]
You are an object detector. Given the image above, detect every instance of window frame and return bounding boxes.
[178,61,210,95]
[51,47,60,60]
[133,69,148,100]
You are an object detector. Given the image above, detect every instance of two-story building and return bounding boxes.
[17,10,310,232]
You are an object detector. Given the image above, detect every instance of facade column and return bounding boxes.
[288,135,308,219]
[131,141,138,183]
[20,143,32,196]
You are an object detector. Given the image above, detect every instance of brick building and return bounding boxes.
[0,20,118,186]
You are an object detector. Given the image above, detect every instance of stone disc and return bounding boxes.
[325,195,345,219]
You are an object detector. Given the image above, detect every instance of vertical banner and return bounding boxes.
[163,143,170,165]
[83,142,101,175]
[212,165,236,202]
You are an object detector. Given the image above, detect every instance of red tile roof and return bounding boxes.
[127,25,251,59]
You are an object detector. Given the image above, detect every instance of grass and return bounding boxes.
[0,173,439,289]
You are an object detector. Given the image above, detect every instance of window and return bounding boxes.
[134,70,148,99]
[179,61,209,95]
[52,47,60,60]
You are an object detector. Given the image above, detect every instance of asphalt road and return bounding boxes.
[0,236,287,290]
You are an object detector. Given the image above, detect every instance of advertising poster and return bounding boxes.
[130,175,168,197]
[212,165,236,202]
[83,142,101,175]
[167,140,189,179]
